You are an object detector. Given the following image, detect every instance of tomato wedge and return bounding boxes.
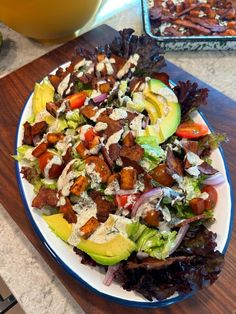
[67,91,87,109]
[115,194,140,210]
[201,185,218,210]
[38,151,53,173]
[176,121,209,139]
[84,127,97,142]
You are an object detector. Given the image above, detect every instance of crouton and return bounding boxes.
[70,176,89,196]
[120,167,137,190]
[32,142,48,157]
[80,216,100,239]
[47,133,64,145]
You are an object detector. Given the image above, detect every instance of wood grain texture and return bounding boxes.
[0,25,235,314]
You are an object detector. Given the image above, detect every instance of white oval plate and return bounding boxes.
[15,67,234,308]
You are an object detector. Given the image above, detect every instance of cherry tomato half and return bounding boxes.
[38,151,53,173]
[201,185,218,210]
[38,151,63,179]
[67,91,87,110]
[84,127,97,143]
[176,122,209,139]
[115,194,140,210]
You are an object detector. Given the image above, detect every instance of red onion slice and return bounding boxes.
[103,264,120,286]
[131,188,163,218]
[93,93,107,103]
[203,172,225,186]
[169,224,189,256]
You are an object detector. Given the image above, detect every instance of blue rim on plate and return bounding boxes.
[14,89,234,308]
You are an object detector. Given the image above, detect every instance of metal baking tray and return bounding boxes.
[141,0,236,50]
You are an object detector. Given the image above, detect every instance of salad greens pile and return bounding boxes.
[16,29,226,301]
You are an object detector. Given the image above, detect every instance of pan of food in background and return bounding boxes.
[142,0,236,50]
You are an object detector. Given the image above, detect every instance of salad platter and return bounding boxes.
[14,28,233,308]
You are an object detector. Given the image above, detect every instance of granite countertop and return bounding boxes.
[0,1,236,313]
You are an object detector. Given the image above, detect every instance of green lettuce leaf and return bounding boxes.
[127,222,177,260]
[13,145,34,162]
[136,136,165,171]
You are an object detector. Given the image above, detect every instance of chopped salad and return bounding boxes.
[16,29,226,301]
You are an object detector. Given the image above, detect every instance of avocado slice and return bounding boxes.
[142,79,181,144]
[77,234,136,266]
[144,91,168,118]
[43,214,72,242]
[144,99,159,124]
[159,102,181,142]
[32,80,55,124]
[148,79,178,104]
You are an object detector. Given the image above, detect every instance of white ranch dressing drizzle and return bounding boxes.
[105,129,124,151]
[117,54,140,79]
[57,159,77,196]
[109,108,128,121]
[57,73,71,96]
[90,108,106,122]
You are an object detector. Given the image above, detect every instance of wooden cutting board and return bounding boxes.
[0,25,235,314]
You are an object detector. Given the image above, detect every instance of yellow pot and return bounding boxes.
[0,0,102,42]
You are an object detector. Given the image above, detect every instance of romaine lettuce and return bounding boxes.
[136,136,165,171]
[127,222,177,260]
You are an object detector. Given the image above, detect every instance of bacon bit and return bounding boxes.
[59,197,77,224]
[176,3,202,17]
[120,144,144,163]
[31,121,48,137]
[127,256,194,270]
[63,147,73,165]
[174,19,211,35]
[186,16,227,32]
[85,156,111,183]
[22,122,33,146]
[123,132,135,147]
[166,148,184,177]
[89,191,115,223]
[32,187,59,209]
[164,26,184,36]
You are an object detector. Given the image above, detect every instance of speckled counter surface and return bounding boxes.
[0,1,236,313]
